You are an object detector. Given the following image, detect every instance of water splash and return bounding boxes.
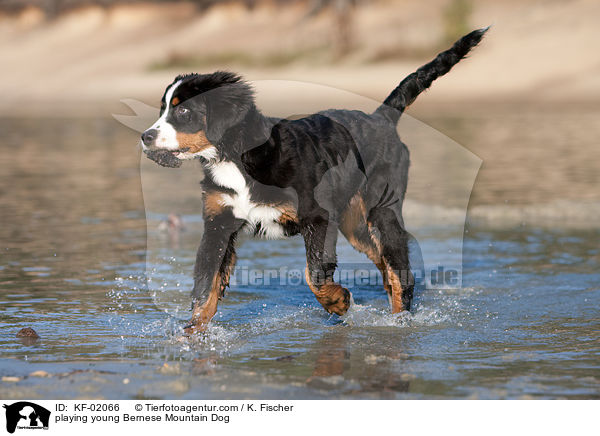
[341,302,452,328]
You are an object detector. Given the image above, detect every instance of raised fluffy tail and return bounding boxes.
[375,27,489,123]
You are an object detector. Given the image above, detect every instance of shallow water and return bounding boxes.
[1,114,599,399]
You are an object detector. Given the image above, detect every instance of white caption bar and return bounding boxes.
[1,400,595,435]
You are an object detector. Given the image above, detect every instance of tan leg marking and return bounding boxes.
[383,262,406,313]
[276,203,299,227]
[185,252,236,334]
[305,266,351,316]
[371,224,412,313]
[341,193,410,313]
[221,252,236,291]
[341,194,383,264]
[186,274,221,334]
[203,190,226,217]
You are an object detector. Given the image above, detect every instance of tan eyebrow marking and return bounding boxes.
[171,96,180,106]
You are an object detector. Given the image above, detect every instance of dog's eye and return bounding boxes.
[175,106,189,117]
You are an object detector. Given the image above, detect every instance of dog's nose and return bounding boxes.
[141,129,158,146]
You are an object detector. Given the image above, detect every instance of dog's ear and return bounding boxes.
[203,79,254,144]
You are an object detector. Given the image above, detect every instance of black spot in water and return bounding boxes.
[16,327,39,338]
[275,355,296,362]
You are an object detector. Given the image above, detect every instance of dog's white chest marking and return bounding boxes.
[208,161,285,239]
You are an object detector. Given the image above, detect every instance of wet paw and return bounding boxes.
[183,321,209,336]
[317,284,352,316]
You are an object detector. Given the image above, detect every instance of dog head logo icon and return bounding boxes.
[3,402,50,433]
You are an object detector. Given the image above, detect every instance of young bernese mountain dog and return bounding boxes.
[141,28,487,333]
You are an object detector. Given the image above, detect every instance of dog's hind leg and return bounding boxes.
[340,194,396,305]
[301,211,351,316]
[367,207,414,313]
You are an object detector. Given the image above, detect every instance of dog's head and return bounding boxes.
[141,71,254,167]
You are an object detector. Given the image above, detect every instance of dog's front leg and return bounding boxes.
[185,209,242,334]
[301,215,352,316]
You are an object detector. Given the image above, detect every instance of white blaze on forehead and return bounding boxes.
[147,79,182,150]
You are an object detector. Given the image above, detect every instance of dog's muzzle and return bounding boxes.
[141,129,158,148]
[141,129,182,168]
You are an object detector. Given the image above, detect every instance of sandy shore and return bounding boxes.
[1,0,599,116]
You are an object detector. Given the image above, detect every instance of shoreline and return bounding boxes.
[1,0,599,117]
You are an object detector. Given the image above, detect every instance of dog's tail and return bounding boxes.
[375,27,489,124]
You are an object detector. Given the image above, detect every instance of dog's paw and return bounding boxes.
[317,284,352,316]
[182,322,209,336]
